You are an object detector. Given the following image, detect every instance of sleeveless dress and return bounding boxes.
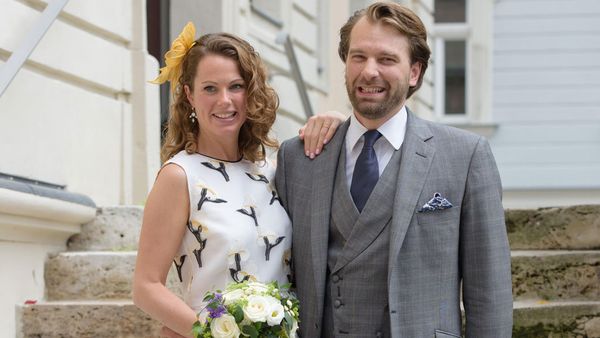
[167,150,292,312]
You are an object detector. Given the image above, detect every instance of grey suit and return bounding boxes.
[275,112,513,338]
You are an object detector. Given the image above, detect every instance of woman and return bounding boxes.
[133,23,342,338]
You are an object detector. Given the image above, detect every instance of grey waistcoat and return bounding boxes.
[322,145,402,338]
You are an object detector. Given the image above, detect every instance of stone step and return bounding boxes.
[45,251,181,301]
[512,250,600,302]
[68,205,600,252]
[67,206,143,251]
[17,301,600,338]
[49,249,600,303]
[506,205,600,250]
[513,300,600,337]
[16,300,162,338]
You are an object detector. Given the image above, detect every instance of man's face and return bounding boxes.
[345,17,421,124]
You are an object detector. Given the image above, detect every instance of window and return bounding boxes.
[434,0,466,23]
[434,0,468,119]
[250,0,283,28]
[444,40,466,115]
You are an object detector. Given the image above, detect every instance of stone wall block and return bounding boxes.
[512,252,600,301]
[17,302,162,338]
[513,302,600,337]
[506,205,600,250]
[45,252,181,301]
[67,207,144,251]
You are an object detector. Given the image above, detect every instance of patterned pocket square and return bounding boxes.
[418,192,453,213]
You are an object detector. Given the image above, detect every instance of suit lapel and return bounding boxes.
[309,119,350,315]
[388,112,435,281]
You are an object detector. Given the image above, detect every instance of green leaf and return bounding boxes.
[191,321,204,338]
[242,324,259,338]
[284,313,293,331]
[227,282,246,291]
[265,330,278,338]
[232,304,244,323]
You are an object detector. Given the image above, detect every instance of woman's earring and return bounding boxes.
[189,108,197,124]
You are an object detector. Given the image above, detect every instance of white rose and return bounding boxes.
[210,314,240,338]
[242,295,270,322]
[265,297,285,326]
[223,289,245,305]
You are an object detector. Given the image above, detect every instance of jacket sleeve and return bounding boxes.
[460,137,513,337]
[275,141,291,217]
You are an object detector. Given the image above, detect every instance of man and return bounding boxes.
[275,2,513,337]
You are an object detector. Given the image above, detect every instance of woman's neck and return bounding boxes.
[195,135,241,162]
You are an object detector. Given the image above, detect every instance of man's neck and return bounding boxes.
[353,110,398,130]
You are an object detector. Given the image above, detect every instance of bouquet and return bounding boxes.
[192,281,299,338]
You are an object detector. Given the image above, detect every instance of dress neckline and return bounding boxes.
[194,151,243,163]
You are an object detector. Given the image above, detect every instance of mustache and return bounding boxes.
[352,80,388,89]
[344,70,388,87]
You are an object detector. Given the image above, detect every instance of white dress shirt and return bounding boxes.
[345,106,408,188]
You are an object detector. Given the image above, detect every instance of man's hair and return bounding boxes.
[338,2,431,98]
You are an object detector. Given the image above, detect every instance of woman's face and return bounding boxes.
[185,54,247,144]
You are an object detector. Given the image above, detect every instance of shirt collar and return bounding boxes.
[346,106,407,152]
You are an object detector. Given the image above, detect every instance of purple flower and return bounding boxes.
[207,305,226,319]
[207,293,226,319]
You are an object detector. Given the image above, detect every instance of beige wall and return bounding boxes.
[1,242,63,338]
[0,0,160,207]
[316,0,353,116]
[0,1,158,335]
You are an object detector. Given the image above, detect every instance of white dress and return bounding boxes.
[167,150,292,312]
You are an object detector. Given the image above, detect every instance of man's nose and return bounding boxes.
[361,58,379,79]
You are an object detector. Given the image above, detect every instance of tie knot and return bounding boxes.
[363,130,382,148]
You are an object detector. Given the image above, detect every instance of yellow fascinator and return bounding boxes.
[150,22,197,91]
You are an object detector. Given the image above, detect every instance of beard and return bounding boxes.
[346,77,408,120]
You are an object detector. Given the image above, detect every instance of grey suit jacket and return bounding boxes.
[275,112,513,338]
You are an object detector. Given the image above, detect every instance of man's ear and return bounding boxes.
[184,85,193,105]
[409,62,422,87]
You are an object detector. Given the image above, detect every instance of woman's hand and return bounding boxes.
[160,326,189,338]
[299,110,346,159]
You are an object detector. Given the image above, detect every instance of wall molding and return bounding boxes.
[0,181,96,246]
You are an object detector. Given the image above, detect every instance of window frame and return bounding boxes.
[250,0,284,28]
[432,0,495,126]
[433,23,470,123]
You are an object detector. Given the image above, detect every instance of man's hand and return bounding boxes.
[299,110,346,159]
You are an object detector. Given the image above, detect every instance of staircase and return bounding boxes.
[509,205,600,337]
[17,207,179,338]
[17,205,600,337]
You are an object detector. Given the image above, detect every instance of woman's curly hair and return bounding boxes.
[160,33,279,163]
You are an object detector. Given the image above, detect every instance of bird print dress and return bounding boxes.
[167,150,292,312]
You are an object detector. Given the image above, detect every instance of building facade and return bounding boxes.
[1,0,598,335]
[490,0,600,208]
[0,1,159,336]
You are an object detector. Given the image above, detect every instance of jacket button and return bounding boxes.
[376,331,383,338]
[334,299,342,308]
[331,274,340,283]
